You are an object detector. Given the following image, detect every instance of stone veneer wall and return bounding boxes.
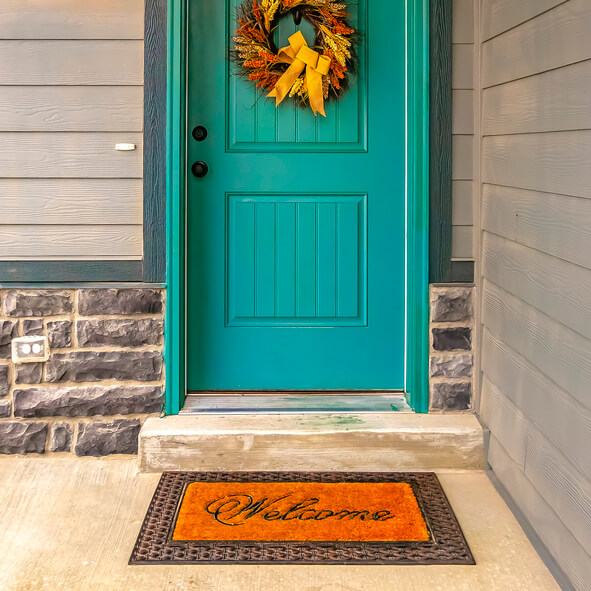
[0,289,164,456]
[429,285,474,411]
[0,285,475,454]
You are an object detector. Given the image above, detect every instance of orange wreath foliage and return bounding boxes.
[233,0,358,108]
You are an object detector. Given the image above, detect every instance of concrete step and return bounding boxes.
[139,413,486,473]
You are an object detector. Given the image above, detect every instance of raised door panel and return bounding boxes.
[227,194,367,326]
[226,0,367,152]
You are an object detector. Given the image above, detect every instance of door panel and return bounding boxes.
[226,194,367,326]
[227,0,366,152]
[187,0,406,391]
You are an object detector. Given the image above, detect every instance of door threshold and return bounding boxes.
[180,393,412,415]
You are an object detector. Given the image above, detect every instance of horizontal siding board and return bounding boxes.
[482,132,591,199]
[488,435,591,591]
[482,0,568,41]
[0,0,144,40]
[452,0,474,43]
[0,40,143,85]
[525,427,591,556]
[0,86,143,132]
[452,44,474,89]
[451,225,473,258]
[0,133,142,178]
[452,180,473,225]
[452,89,474,134]
[483,232,591,339]
[482,0,591,88]
[0,226,142,259]
[480,377,528,467]
[483,279,591,411]
[483,329,591,479]
[482,60,591,136]
[452,135,473,180]
[0,179,142,225]
[482,184,591,269]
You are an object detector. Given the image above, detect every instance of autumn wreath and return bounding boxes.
[233,0,358,117]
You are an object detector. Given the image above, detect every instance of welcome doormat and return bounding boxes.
[130,472,474,565]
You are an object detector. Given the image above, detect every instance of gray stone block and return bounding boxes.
[75,419,141,457]
[22,319,44,336]
[0,364,8,397]
[77,318,164,348]
[430,354,473,378]
[47,320,72,349]
[0,320,18,345]
[431,382,472,411]
[14,363,43,385]
[78,289,163,316]
[45,350,163,383]
[0,399,11,418]
[49,423,73,452]
[5,290,73,317]
[431,288,473,322]
[0,321,17,359]
[14,385,162,418]
[0,422,47,454]
[432,327,471,351]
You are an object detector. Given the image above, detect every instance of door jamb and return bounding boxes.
[165,0,430,414]
[165,0,187,415]
[406,0,430,413]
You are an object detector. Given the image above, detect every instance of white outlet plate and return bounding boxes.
[11,336,50,363]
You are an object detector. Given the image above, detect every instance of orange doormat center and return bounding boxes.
[172,481,430,542]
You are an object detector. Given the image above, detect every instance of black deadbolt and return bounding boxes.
[192,161,209,178]
[192,125,208,141]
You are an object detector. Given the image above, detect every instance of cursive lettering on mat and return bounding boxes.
[206,494,397,526]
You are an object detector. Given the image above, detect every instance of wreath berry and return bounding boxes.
[233,0,358,117]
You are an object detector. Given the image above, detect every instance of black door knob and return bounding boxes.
[192,126,208,141]
[192,161,209,178]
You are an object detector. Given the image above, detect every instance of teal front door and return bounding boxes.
[187,0,407,391]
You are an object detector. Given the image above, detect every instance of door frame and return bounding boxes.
[164,0,430,414]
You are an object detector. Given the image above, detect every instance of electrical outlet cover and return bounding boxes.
[11,336,50,363]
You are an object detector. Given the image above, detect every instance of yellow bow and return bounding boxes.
[268,31,331,117]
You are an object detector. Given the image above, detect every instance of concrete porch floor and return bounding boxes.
[0,458,560,591]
